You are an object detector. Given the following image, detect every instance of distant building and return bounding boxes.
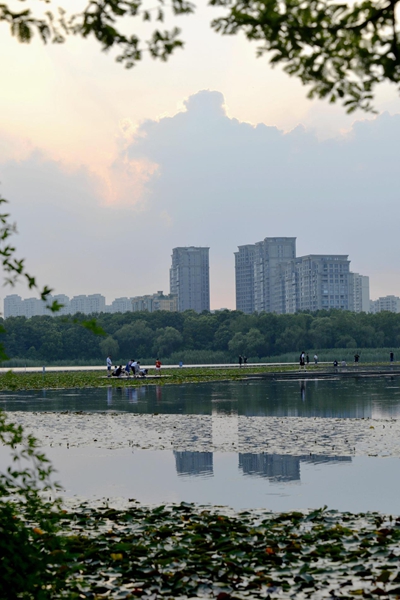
[235,244,256,314]
[349,273,370,313]
[170,247,210,312]
[131,291,177,313]
[109,297,133,314]
[69,294,106,315]
[370,295,400,314]
[234,237,368,314]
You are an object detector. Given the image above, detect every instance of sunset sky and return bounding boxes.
[0,2,399,309]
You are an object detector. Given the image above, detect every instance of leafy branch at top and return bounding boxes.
[0,0,195,67]
[0,0,399,110]
[210,0,400,113]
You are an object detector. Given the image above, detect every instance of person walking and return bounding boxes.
[306,353,310,365]
[155,358,162,376]
[243,356,248,366]
[106,355,112,377]
[390,351,394,364]
[299,351,306,371]
[354,353,360,366]
[239,355,243,368]
[314,354,318,365]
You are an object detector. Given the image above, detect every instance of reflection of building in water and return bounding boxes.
[239,453,351,482]
[174,451,213,477]
[212,407,238,449]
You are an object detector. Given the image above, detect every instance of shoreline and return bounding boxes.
[0,364,400,391]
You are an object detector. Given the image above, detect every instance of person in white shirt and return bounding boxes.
[314,354,318,365]
[106,355,112,377]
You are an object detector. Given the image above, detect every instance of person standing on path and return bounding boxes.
[314,354,318,365]
[239,355,243,368]
[354,353,360,365]
[155,359,162,376]
[306,354,310,365]
[299,351,306,371]
[390,351,394,364]
[106,355,112,377]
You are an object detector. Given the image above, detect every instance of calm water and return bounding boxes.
[2,377,400,512]
[1,377,400,418]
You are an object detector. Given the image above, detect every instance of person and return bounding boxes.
[354,353,360,365]
[179,361,183,368]
[155,358,162,376]
[333,359,338,372]
[106,355,112,377]
[314,354,318,365]
[299,351,306,371]
[306,353,310,365]
[131,360,139,376]
[112,365,122,377]
[341,359,347,367]
[139,367,148,378]
[243,356,248,366]
[239,355,243,368]
[125,360,132,376]
[390,351,394,363]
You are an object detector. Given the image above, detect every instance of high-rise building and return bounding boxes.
[294,254,352,312]
[253,237,297,313]
[349,273,370,313]
[234,244,256,314]
[170,247,210,312]
[234,237,368,315]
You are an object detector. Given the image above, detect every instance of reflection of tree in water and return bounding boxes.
[174,451,213,477]
[239,453,351,483]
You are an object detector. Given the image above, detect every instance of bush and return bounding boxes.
[0,411,63,598]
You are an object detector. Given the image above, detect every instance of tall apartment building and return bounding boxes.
[349,273,370,313]
[294,255,352,312]
[370,295,400,314]
[235,245,256,314]
[170,247,210,312]
[235,237,368,315]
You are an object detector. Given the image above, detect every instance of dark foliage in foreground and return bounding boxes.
[13,502,400,598]
[2,308,400,363]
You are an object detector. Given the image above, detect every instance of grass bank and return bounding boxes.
[0,365,302,391]
[0,362,399,391]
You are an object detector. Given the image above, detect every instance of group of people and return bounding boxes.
[107,355,162,378]
[238,355,248,367]
[299,352,318,370]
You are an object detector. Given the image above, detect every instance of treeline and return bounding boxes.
[1,309,400,364]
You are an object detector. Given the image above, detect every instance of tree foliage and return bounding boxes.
[0,410,62,598]
[0,0,399,111]
[3,308,400,362]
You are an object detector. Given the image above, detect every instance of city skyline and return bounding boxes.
[3,237,399,317]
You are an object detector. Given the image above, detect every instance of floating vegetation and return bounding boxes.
[21,502,400,599]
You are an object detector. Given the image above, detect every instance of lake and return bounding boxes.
[1,377,400,512]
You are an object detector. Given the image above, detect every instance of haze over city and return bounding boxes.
[0,5,399,310]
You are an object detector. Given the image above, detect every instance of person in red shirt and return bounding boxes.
[155,359,162,376]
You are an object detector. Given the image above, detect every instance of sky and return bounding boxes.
[0,1,399,309]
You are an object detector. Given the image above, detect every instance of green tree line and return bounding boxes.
[2,308,400,364]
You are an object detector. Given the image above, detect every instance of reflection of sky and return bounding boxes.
[10,447,399,514]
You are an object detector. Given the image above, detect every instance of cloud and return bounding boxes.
[1,92,400,307]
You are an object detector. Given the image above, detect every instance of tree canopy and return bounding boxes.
[2,308,400,363]
[1,0,399,112]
